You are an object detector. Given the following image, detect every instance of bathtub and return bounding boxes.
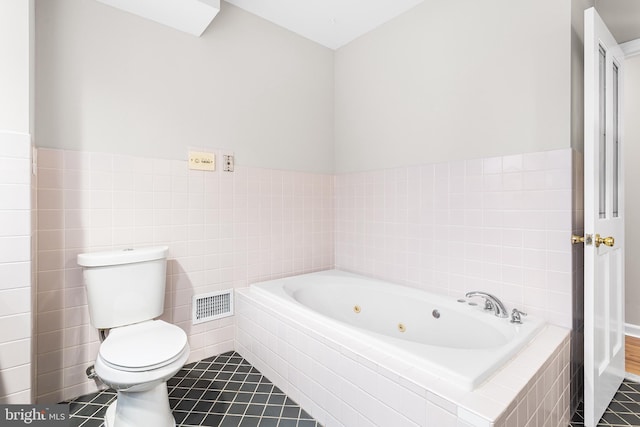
[249,269,542,390]
[235,270,570,426]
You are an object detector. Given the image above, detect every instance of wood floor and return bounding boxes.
[626,335,640,376]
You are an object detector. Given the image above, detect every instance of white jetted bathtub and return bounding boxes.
[250,269,543,390]
[235,270,570,427]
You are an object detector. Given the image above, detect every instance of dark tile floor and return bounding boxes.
[65,351,321,427]
[66,352,640,427]
[570,380,640,426]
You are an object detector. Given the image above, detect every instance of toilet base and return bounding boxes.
[104,382,175,427]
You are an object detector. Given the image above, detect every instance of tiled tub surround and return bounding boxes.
[235,286,571,427]
[244,270,546,391]
[35,148,335,403]
[333,147,582,420]
[335,149,575,330]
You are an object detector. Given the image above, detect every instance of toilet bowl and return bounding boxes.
[77,246,190,427]
[95,320,189,427]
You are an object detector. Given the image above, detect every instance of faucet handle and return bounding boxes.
[482,299,495,311]
[510,308,527,324]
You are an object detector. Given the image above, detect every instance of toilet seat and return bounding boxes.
[99,320,188,372]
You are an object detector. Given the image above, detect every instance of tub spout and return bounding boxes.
[465,291,508,318]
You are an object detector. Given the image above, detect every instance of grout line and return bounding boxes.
[64,351,321,427]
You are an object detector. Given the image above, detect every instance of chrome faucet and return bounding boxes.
[510,308,527,324]
[465,291,508,318]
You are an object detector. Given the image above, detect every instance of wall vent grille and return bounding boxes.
[192,290,234,324]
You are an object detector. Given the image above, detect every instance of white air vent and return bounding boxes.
[192,290,233,324]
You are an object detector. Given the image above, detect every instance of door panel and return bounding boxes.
[583,7,625,427]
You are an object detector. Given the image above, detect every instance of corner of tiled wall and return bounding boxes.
[34,148,335,403]
[494,331,571,427]
[570,149,585,417]
[32,139,38,404]
[0,131,33,404]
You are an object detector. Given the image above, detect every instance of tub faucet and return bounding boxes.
[465,291,508,318]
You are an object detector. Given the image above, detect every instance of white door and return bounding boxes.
[583,7,626,427]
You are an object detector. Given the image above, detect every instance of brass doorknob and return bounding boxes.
[572,234,593,245]
[571,234,614,247]
[595,234,615,248]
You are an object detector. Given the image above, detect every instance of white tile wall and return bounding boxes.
[235,288,570,427]
[35,148,334,403]
[335,149,575,329]
[34,146,578,410]
[0,131,33,404]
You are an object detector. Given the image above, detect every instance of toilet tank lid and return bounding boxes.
[77,246,169,267]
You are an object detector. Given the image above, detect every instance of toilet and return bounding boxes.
[77,246,189,427]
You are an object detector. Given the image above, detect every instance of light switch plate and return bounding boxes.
[188,151,215,171]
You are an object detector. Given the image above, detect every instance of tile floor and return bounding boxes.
[570,379,640,427]
[65,351,321,427]
[66,350,640,427]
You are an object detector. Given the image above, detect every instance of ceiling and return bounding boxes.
[223,0,639,50]
[596,0,640,43]
[223,0,424,50]
[95,0,638,50]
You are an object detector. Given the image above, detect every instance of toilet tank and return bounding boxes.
[77,246,169,329]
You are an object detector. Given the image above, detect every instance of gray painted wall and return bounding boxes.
[624,54,640,327]
[334,0,574,173]
[35,0,335,173]
[1,0,32,134]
